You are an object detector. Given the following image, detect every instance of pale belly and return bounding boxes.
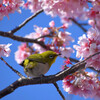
[24,63,50,77]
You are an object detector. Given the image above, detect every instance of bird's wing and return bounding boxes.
[20,54,45,68]
[27,54,45,64]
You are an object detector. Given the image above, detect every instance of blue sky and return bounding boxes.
[0,7,93,100]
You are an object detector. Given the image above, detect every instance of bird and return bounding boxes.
[20,51,60,77]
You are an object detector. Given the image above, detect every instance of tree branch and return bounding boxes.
[0,31,47,49]
[0,57,24,78]
[70,18,87,32]
[69,57,79,63]
[53,82,65,100]
[9,9,43,34]
[0,52,100,98]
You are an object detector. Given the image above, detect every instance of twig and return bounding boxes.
[53,82,65,100]
[0,57,25,78]
[35,34,54,40]
[0,31,48,49]
[80,23,88,26]
[0,52,100,98]
[9,9,43,34]
[88,67,100,73]
[69,57,79,63]
[70,18,87,32]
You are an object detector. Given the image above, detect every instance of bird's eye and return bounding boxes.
[49,55,54,59]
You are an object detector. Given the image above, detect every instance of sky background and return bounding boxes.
[0,6,93,100]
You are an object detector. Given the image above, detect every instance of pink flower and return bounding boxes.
[63,72,100,99]
[58,31,74,46]
[42,27,50,35]
[32,43,46,53]
[25,26,45,41]
[74,28,100,70]
[74,27,100,70]
[41,0,88,22]
[0,0,24,20]
[60,47,74,58]
[0,43,12,57]
[15,43,31,64]
[26,0,42,13]
[49,20,55,27]
[87,1,100,30]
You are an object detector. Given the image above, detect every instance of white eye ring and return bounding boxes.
[49,55,53,59]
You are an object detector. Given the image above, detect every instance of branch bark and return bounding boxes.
[0,57,24,78]
[53,82,65,100]
[0,31,47,49]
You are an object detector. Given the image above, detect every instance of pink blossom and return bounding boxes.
[17,21,73,57]
[88,20,95,27]
[42,27,50,35]
[25,26,47,53]
[74,27,100,70]
[0,43,12,57]
[63,72,100,99]
[87,0,100,30]
[0,0,24,20]
[32,43,46,53]
[26,0,42,13]
[15,43,31,64]
[49,20,55,27]
[58,31,74,46]
[41,0,88,23]
[25,26,45,41]
[60,47,74,58]
[61,23,69,29]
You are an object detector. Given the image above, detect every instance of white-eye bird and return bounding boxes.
[20,51,60,77]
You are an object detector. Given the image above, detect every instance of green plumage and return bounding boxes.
[20,51,59,77]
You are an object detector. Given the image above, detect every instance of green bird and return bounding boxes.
[20,51,60,77]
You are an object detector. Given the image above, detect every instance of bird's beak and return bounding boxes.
[56,53,61,56]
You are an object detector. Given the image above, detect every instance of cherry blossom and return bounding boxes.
[60,47,74,58]
[49,20,55,27]
[26,0,42,13]
[15,21,74,58]
[0,0,24,20]
[74,27,100,70]
[26,0,88,23]
[0,43,12,57]
[63,72,100,99]
[15,43,31,64]
[87,0,100,30]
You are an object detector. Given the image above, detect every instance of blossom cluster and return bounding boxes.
[63,72,100,99]
[0,43,12,57]
[74,27,100,70]
[15,43,31,64]
[26,0,88,22]
[1,0,100,30]
[88,0,100,30]
[0,0,24,20]
[25,0,99,25]
[15,21,74,64]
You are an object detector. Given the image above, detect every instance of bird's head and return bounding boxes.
[41,51,60,67]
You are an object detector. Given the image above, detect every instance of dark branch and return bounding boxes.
[53,82,65,100]
[69,57,79,63]
[0,57,24,78]
[9,9,43,34]
[70,18,87,32]
[0,31,47,49]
